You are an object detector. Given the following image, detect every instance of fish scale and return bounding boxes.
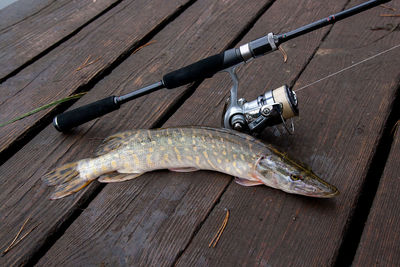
[42,126,339,199]
[130,128,259,176]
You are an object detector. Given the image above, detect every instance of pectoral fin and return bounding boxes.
[234,177,263,187]
[98,172,143,183]
[168,167,199,172]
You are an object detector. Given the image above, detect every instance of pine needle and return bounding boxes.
[391,120,399,137]
[279,46,288,63]
[2,216,30,255]
[2,223,40,256]
[2,215,41,256]
[76,55,91,71]
[209,208,230,248]
[0,92,87,128]
[380,4,396,11]
[76,56,101,71]
[380,14,400,17]
[132,40,156,55]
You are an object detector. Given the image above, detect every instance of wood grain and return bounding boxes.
[0,0,121,81]
[0,0,273,266]
[0,0,189,157]
[33,0,399,266]
[353,129,400,266]
[0,0,53,30]
[174,0,400,266]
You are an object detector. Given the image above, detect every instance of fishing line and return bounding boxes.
[294,43,400,92]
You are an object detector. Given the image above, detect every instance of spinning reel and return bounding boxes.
[222,66,298,134]
[52,0,388,134]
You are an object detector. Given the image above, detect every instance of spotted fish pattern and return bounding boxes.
[43,127,338,199]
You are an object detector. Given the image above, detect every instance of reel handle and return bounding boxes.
[53,96,120,132]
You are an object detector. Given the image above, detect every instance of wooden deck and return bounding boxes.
[1,0,399,266]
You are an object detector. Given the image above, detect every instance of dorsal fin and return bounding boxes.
[95,130,138,156]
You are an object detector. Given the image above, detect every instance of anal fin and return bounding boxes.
[98,172,143,183]
[234,177,263,187]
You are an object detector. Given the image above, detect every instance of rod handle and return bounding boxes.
[53,96,120,132]
[162,48,243,89]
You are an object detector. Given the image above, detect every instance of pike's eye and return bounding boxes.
[290,174,301,181]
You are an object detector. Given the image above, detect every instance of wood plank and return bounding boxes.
[1,0,53,29]
[0,0,274,266]
[33,0,397,265]
[0,0,190,159]
[0,0,121,81]
[353,129,400,266]
[173,1,400,266]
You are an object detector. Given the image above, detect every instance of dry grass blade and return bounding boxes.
[0,92,87,128]
[209,208,230,248]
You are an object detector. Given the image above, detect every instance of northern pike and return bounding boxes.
[43,127,339,199]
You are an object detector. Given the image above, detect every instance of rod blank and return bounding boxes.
[53,0,390,132]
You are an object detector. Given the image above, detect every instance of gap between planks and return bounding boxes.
[334,81,400,266]
[0,0,197,166]
[169,0,349,262]
[19,0,276,265]
[0,0,125,84]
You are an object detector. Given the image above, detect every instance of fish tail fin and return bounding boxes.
[50,178,91,200]
[42,162,79,186]
[42,161,92,199]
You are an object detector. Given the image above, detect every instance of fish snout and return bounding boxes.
[307,180,339,198]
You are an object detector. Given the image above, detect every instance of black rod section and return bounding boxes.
[275,0,391,44]
[116,81,164,104]
[53,81,165,132]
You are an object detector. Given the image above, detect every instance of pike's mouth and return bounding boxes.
[320,186,340,198]
[294,184,339,198]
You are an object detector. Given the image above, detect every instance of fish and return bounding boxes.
[42,126,339,199]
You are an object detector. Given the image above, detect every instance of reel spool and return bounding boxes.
[222,67,298,134]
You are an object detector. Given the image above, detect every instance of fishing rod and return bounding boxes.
[53,0,391,133]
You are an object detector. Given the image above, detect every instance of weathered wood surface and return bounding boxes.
[0,0,121,81]
[0,0,190,159]
[1,0,54,29]
[0,0,274,266]
[36,0,400,266]
[353,128,400,266]
[174,2,400,265]
[0,0,399,266]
